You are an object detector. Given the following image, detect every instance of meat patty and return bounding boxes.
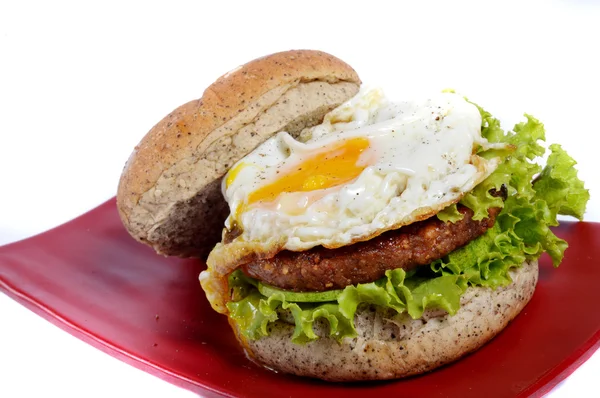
[241,206,501,292]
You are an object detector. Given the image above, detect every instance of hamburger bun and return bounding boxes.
[117,50,361,258]
[236,260,538,381]
[114,49,583,384]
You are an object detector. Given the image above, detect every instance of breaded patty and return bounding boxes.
[242,206,500,291]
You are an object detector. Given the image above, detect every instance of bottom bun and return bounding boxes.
[233,260,538,381]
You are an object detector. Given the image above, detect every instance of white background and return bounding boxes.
[1,1,599,397]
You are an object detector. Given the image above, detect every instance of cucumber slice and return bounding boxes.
[257,282,342,302]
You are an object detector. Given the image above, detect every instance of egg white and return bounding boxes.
[220,88,499,253]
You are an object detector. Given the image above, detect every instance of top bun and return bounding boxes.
[117,50,361,258]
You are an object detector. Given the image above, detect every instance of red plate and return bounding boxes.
[0,199,599,397]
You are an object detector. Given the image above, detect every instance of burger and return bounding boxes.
[117,50,589,381]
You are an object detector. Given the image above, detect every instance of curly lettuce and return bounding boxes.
[226,103,589,345]
[228,268,466,344]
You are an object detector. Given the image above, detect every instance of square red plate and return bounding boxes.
[1,199,599,397]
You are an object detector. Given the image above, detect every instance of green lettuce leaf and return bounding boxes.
[533,144,589,221]
[227,268,466,344]
[225,100,589,345]
[436,203,464,223]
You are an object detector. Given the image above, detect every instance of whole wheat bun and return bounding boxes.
[234,260,538,381]
[117,50,361,258]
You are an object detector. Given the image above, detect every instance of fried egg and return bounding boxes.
[219,88,499,255]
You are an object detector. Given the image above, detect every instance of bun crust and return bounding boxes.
[117,50,361,258]
[234,260,538,381]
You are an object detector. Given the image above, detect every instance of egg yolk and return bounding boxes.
[246,137,370,208]
[226,162,248,189]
